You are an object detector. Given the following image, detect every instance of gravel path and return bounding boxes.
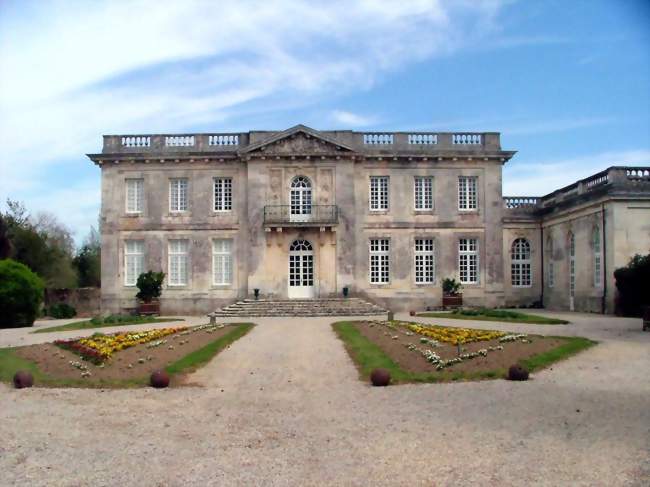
[1,312,649,486]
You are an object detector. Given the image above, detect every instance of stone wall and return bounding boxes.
[44,288,101,317]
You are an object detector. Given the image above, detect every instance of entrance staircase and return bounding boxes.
[208,297,387,318]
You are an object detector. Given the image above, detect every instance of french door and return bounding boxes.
[290,176,312,223]
[288,239,314,298]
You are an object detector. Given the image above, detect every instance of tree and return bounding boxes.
[2,199,77,288]
[614,254,650,316]
[73,226,101,287]
[0,215,11,259]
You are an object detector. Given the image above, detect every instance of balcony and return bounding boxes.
[263,205,338,227]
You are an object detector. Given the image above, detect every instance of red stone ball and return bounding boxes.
[370,368,391,387]
[150,370,170,388]
[13,370,34,389]
[507,364,529,381]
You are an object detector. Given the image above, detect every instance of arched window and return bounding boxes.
[569,232,576,298]
[546,235,554,288]
[290,176,312,221]
[289,239,313,252]
[592,226,601,287]
[511,238,531,287]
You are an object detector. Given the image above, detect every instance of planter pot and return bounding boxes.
[442,294,463,307]
[137,301,160,316]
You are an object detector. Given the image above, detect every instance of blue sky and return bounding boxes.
[1,0,648,243]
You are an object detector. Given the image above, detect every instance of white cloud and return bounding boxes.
[0,0,511,242]
[503,149,650,196]
[330,110,377,127]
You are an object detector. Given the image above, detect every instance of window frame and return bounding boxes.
[213,177,233,213]
[414,237,435,284]
[212,238,233,286]
[369,238,390,284]
[458,176,478,211]
[458,238,479,284]
[125,178,144,214]
[124,240,144,287]
[168,239,189,286]
[169,178,189,213]
[547,235,555,288]
[414,176,434,211]
[369,176,389,212]
[510,238,532,288]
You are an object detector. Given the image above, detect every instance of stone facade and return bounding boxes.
[87,125,650,314]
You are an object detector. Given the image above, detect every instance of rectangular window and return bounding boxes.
[548,261,555,288]
[168,239,189,286]
[125,179,143,214]
[169,178,188,212]
[369,238,390,284]
[124,240,144,286]
[458,176,478,211]
[369,176,389,211]
[414,238,435,284]
[593,229,602,287]
[414,177,433,210]
[213,178,232,212]
[212,239,233,285]
[458,238,479,284]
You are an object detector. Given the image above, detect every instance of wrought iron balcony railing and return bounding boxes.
[263,205,338,226]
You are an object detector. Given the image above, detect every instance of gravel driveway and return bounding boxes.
[1,312,649,486]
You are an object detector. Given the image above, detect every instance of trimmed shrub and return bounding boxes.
[614,254,650,317]
[0,259,44,328]
[47,303,77,319]
[136,271,165,303]
[507,364,529,381]
[370,368,391,386]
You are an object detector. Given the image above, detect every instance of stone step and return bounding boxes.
[209,297,387,318]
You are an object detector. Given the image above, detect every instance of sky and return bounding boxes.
[1,0,649,244]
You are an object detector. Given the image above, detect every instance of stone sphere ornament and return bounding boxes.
[507,364,529,381]
[370,368,391,387]
[13,370,34,389]
[150,370,170,388]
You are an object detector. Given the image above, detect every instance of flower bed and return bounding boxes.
[54,327,187,364]
[404,322,505,345]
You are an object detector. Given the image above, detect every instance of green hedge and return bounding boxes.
[0,259,45,328]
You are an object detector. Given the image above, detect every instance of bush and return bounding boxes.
[0,259,45,328]
[136,271,165,303]
[47,303,77,319]
[442,277,462,295]
[614,254,650,317]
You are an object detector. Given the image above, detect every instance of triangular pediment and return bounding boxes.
[242,124,356,155]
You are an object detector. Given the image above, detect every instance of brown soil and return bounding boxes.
[15,325,236,386]
[355,321,566,375]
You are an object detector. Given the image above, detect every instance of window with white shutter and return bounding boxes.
[369,238,390,284]
[213,178,232,212]
[124,240,144,286]
[414,177,433,210]
[414,238,435,284]
[212,239,233,285]
[459,238,479,284]
[369,176,389,211]
[168,239,189,286]
[125,179,143,214]
[169,178,188,212]
[458,176,478,211]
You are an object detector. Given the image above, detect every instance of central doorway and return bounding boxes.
[288,239,314,298]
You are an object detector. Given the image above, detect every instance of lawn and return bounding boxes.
[1,323,254,388]
[417,308,569,325]
[333,320,595,384]
[32,315,184,334]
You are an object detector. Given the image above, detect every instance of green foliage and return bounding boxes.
[419,308,568,324]
[73,226,101,287]
[33,315,182,333]
[47,303,77,319]
[166,323,254,375]
[2,199,77,288]
[136,271,165,303]
[442,277,462,295]
[614,254,650,317]
[0,259,45,328]
[0,215,11,259]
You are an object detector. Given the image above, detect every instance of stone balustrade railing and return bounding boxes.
[102,131,500,153]
[503,197,539,209]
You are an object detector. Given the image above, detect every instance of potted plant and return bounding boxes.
[442,277,463,307]
[136,271,165,315]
